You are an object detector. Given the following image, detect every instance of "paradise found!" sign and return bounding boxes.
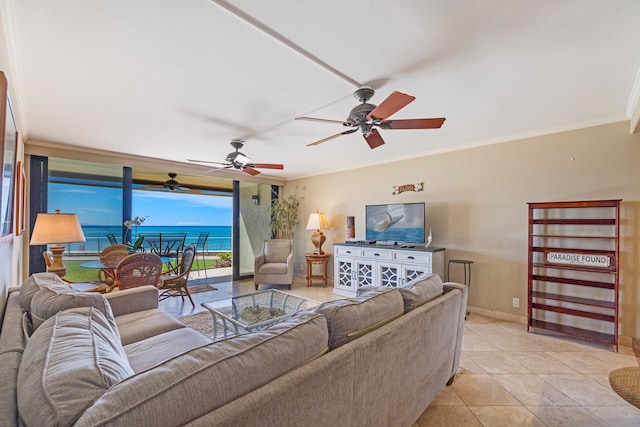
[545,251,611,268]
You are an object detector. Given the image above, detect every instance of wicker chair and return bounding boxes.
[159,244,196,306]
[113,252,163,291]
[99,244,130,290]
[609,338,640,408]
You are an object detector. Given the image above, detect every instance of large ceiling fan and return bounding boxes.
[296,86,446,149]
[188,140,284,176]
[139,172,200,193]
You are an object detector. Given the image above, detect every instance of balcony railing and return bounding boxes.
[61,236,232,256]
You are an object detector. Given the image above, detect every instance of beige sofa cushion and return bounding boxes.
[124,327,211,372]
[29,281,115,331]
[17,307,133,427]
[75,311,328,426]
[19,272,66,314]
[115,308,186,345]
[315,288,404,350]
[398,273,444,313]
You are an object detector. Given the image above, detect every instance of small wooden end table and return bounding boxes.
[304,253,330,287]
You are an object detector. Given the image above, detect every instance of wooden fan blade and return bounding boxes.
[243,167,261,176]
[379,117,446,130]
[139,184,165,190]
[204,165,232,173]
[364,129,385,149]
[296,116,349,125]
[307,128,358,147]
[177,186,201,194]
[250,163,284,170]
[366,91,415,121]
[187,159,228,166]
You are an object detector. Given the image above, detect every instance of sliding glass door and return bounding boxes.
[233,181,273,279]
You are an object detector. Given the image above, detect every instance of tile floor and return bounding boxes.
[159,274,640,426]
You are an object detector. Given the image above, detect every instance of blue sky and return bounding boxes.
[49,183,232,226]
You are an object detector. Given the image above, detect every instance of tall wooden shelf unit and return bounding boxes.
[527,199,621,351]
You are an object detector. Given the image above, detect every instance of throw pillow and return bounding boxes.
[29,281,117,332]
[315,288,404,350]
[17,307,134,427]
[19,273,68,315]
[398,273,444,313]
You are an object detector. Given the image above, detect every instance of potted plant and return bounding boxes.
[269,187,303,239]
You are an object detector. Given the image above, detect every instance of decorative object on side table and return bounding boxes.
[306,211,329,254]
[30,210,86,277]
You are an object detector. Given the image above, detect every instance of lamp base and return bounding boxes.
[47,245,68,277]
[310,230,326,255]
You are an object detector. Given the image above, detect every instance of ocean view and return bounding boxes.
[67,225,232,254]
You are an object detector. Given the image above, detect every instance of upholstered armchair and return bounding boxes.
[254,239,293,290]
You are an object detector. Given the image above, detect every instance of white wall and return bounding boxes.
[285,121,640,339]
[0,9,25,315]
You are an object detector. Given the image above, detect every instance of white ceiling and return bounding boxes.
[6,0,640,180]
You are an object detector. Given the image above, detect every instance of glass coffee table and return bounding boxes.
[201,290,319,341]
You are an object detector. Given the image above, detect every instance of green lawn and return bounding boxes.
[64,258,218,283]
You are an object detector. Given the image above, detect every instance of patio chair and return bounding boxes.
[195,231,209,278]
[107,233,118,245]
[114,252,163,291]
[99,244,130,290]
[254,239,293,291]
[159,244,196,306]
[609,338,640,409]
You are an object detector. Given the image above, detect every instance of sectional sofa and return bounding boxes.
[0,272,467,426]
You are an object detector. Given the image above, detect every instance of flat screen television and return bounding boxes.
[365,202,425,244]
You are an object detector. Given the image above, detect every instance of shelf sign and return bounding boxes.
[545,251,611,268]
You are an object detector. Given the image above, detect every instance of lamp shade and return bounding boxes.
[306,212,329,230]
[30,211,86,245]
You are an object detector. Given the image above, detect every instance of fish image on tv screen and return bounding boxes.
[365,202,425,243]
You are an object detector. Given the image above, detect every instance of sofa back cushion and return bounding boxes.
[315,288,404,350]
[74,311,328,426]
[398,273,444,313]
[19,273,66,314]
[17,307,133,427]
[29,281,116,332]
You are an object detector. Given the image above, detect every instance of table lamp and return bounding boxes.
[306,212,329,254]
[30,210,86,277]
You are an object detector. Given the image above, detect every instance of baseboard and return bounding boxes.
[466,305,527,325]
[467,306,634,349]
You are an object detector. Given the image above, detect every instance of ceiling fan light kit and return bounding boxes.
[296,86,446,149]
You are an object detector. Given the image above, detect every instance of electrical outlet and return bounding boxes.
[512,298,520,308]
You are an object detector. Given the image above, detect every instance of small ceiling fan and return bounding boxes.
[296,86,446,149]
[139,172,199,193]
[187,140,284,176]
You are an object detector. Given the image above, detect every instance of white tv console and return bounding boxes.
[333,243,446,298]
